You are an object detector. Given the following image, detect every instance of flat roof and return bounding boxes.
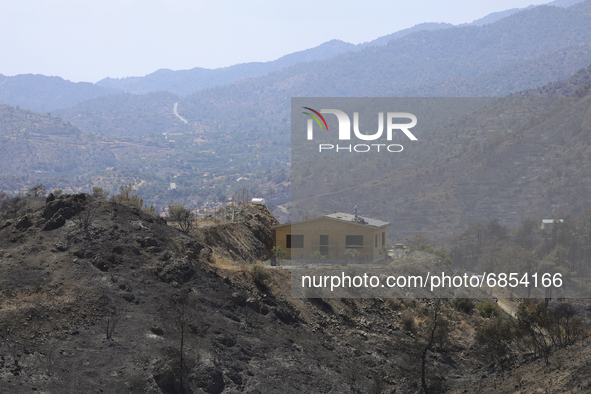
[324,212,390,227]
[272,212,390,229]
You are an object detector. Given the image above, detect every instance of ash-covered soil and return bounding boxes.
[0,194,590,393]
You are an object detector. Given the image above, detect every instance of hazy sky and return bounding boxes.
[0,0,554,83]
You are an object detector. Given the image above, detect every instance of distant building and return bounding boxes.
[541,219,564,229]
[251,198,265,206]
[272,212,390,263]
[170,183,176,190]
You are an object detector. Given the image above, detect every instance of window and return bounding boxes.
[382,232,386,246]
[346,235,364,248]
[375,234,378,247]
[320,235,329,256]
[286,234,304,248]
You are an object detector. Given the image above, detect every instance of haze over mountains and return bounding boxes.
[0,21,455,110]
[0,74,119,113]
[171,0,591,141]
[0,0,586,112]
[3,2,591,393]
[1,0,591,240]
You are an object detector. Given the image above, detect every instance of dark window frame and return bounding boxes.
[346,235,364,248]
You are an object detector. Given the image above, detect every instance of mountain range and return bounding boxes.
[0,74,119,113]
[0,0,587,113]
[1,0,591,240]
[2,2,591,392]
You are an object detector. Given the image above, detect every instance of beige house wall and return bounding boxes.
[273,218,387,262]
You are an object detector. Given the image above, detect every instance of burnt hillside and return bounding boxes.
[0,194,589,393]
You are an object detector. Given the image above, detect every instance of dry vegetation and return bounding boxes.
[0,194,590,393]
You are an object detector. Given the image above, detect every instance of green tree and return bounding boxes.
[406,233,430,251]
[345,248,360,262]
[112,183,155,215]
[92,186,109,200]
[475,316,515,367]
[312,251,327,261]
[27,184,47,197]
[515,218,538,251]
[251,264,271,287]
[272,246,286,264]
[168,203,194,233]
